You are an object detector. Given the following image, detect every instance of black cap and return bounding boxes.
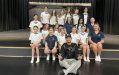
[65,34,72,38]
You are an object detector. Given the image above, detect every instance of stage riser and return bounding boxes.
[0,48,119,58]
[0,41,119,49]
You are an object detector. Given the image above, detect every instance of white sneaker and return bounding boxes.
[36,57,40,63]
[52,55,56,61]
[87,57,90,62]
[30,57,34,63]
[95,56,98,62]
[97,55,101,62]
[84,56,87,62]
[46,54,50,61]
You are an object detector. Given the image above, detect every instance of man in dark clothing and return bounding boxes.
[58,34,82,75]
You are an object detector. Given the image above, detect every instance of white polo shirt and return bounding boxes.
[83,13,88,25]
[57,34,66,45]
[70,33,80,44]
[29,20,42,40]
[50,15,57,25]
[57,14,65,25]
[54,31,60,37]
[29,20,42,29]
[78,32,88,44]
[30,32,42,43]
[73,14,79,25]
[41,29,49,39]
[41,11,50,24]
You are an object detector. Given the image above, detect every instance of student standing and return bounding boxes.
[41,6,50,25]
[64,17,73,34]
[57,9,65,27]
[73,9,80,27]
[50,9,57,28]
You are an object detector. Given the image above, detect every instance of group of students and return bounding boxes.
[29,6,105,75]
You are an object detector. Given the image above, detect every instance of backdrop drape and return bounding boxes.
[0,0,119,34]
[0,0,29,31]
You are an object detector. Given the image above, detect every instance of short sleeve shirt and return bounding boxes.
[88,31,105,43]
[46,35,57,49]
[29,20,42,28]
[41,11,50,24]
[78,32,88,44]
[57,34,66,45]
[30,32,42,43]
[70,33,80,44]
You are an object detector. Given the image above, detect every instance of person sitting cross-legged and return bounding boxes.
[58,34,82,75]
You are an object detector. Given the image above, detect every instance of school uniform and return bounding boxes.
[30,32,42,44]
[70,33,80,44]
[41,11,50,24]
[50,15,57,28]
[29,20,42,40]
[80,13,90,25]
[77,24,83,33]
[73,14,79,26]
[87,23,94,33]
[57,15,65,26]
[64,22,73,34]
[57,34,66,46]
[88,31,105,43]
[78,32,88,44]
[46,35,57,49]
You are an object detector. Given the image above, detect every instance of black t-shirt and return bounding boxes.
[60,43,78,59]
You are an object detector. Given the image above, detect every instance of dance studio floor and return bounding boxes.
[0,57,118,75]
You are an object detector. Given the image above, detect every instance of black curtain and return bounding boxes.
[0,0,119,34]
[103,0,119,34]
[0,0,29,31]
[92,0,119,34]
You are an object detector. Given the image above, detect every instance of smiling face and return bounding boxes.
[81,26,86,32]
[33,26,38,33]
[48,27,54,35]
[72,27,77,33]
[93,24,100,31]
[66,37,72,43]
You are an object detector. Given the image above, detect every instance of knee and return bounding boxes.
[44,48,50,54]
[52,49,57,54]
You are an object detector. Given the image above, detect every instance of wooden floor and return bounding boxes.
[0,57,118,75]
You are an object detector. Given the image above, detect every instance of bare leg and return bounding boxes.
[82,45,87,61]
[86,45,90,62]
[36,46,40,63]
[30,44,35,63]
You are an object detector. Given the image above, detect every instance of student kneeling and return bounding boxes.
[58,34,82,75]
